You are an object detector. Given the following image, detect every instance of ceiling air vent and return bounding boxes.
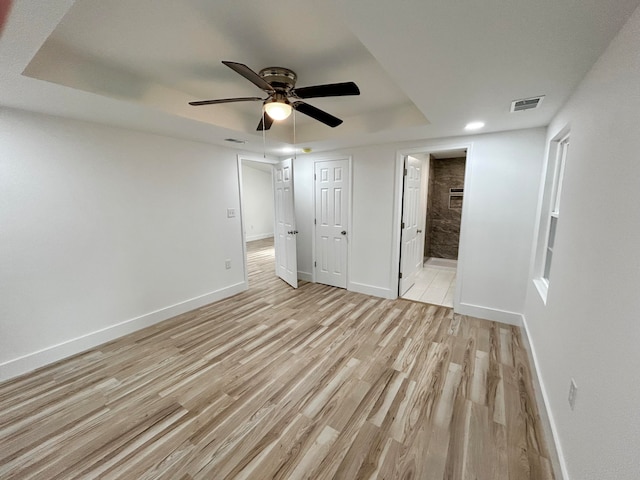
[510,95,545,112]
[224,138,247,144]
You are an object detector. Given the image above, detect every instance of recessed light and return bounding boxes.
[465,121,485,131]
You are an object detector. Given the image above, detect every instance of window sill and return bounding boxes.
[533,278,549,305]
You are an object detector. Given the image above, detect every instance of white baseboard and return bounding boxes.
[246,233,274,242]
[348,281,395,299]
[521,315,568,480]
[0,282,247,382]
[425,257,458,268]
[455,302,523,326]
[298,271,313,282]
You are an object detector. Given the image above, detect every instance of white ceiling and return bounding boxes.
[1,0,639,155]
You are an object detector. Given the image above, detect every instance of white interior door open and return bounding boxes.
[315,159,349,289]
[399,155,423,295]
[273,158,298,288]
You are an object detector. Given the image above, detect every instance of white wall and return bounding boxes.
[456,129,545,322]
[294,128,546,319]
[294,148,399,296]
[241,164,274,241]
[0,108,246,380]
[523,5,640,480]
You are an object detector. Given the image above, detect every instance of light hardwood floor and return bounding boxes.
[0,238,555,479]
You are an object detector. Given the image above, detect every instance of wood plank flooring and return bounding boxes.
[0,238,555,479]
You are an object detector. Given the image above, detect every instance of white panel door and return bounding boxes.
[315,159,349,289]
[273,158,298,288]
[399,155,423,295]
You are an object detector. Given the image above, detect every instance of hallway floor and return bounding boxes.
[402,260,457,307]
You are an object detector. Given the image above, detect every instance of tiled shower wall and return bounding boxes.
[424,156,466,260]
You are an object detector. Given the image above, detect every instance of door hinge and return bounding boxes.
[314,261,317,267]
[404,168,408,176]
[314,173,316,180]
[314,218,316,225]
[399,272,403,279]
[401,222,405,229]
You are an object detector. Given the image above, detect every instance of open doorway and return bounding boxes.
[397,146,469,308]
[239,157,277,288]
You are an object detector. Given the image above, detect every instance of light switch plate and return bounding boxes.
[227,208,236,218]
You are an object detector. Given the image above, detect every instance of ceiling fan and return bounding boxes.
[189,61,360,131]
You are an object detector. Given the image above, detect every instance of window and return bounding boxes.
[534,133,569,303]
[539,133,569,290]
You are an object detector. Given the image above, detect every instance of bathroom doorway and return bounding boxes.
[397,147,468,307]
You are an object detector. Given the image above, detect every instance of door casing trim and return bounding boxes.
[236,154,279,288]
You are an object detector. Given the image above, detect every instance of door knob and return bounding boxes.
[341,230,347,235]
[293,230,299,234]
[287,230,292,234]
[417,229,423,233]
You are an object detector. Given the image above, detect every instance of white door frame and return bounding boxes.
[236,154,279,288]
[312,156,353,288]
[391,143,473,309]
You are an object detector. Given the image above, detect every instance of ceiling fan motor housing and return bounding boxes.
[259,67,297,92]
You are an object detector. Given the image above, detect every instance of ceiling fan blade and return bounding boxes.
[292,82,360,99]
[222,61,275,93]
[189,97,263,106]
[257,113,274,131]
[292,101,343,127]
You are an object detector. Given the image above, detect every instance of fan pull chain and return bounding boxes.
[262,108,266,159]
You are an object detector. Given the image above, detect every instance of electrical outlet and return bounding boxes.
[225,259,231,270]
[568,378,578,410]
[227,208,236,218]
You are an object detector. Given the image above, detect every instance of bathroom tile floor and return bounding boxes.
[402,260,457,307]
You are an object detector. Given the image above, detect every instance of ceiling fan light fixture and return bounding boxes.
[264,100,292,121]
